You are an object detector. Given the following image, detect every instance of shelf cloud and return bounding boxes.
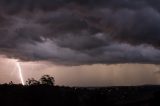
[0,0,160,65]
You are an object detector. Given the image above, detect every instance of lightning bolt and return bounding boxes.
[16,62,25,85]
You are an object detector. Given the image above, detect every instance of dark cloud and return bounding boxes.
[0,0,160,65]
[92,7,160,46]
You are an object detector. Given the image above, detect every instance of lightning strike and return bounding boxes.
[16,62,25,85]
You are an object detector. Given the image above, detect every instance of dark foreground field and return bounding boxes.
[0,85,160,106]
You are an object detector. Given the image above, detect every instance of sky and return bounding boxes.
[0,0,160,86]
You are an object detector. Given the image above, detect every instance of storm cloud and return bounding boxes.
[0,0,160,65]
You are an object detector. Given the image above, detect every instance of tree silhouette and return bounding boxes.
[26,78,40,86]
[39,75,55,86]
[9,81,14,85]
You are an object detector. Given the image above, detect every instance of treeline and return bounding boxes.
[1,75,160,106]
[7,75,55,86]
[26,75,55,86]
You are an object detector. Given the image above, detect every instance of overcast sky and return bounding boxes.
[0,0,160,86]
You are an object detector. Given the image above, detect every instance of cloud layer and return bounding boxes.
[0,0,160,65]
